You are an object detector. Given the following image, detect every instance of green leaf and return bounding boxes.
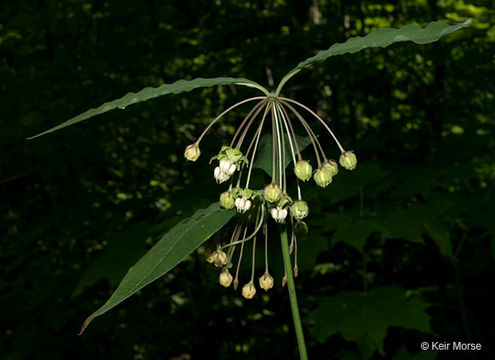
[332,218,384,251]
[424,223,453,258]
[276,19,471,94]
[28,77,267,138]
[253,132,313,177]
[73,225,148,296]
[79,202,235,334]
[308,287,432,360]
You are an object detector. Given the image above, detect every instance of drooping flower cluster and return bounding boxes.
[185,95,357,299]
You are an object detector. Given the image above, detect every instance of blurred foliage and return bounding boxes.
[1,0,494,359]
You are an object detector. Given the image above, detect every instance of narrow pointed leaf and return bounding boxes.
[29,77,266,138]
[278,19,471,93]
[79,202,235,334]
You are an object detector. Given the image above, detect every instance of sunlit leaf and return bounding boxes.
[79,202,235,334]
[29,77,267,138]
[277,19,471,93]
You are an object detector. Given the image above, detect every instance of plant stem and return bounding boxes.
[280,225,309,360]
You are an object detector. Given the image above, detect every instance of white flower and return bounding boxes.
[214,166,230,183]
[235,197,251,213]
[219,159,236,176]
[213,160,236,183]
[271,207,288,223]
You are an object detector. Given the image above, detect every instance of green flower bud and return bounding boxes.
[293,221,309,236]
[264,183,281,203]
[323,159,339,176]
[259,272,274,291]
[313,167,333,188]
[219,269,233,287]
[339,151,357,170]
[294,160,312,182]
[242,282,256,299]
[291,200,309,220]
[184,143,200,161]
[220,190,235,209]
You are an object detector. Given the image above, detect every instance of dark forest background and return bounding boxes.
[1,0,494,359]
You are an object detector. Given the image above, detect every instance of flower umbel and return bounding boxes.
[187,93,355,297]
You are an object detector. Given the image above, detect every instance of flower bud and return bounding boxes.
[242,282,256,299]
[259,272,274,291]
[213,249,227,267]
[184,143,200,162]
[206,251,216,263]
[323,159,339,176]
[271,207,288,223]
[264,183,281,203]
[291,200,309,220]
[219,269,233,287]
[235,197,251,213]
[313,167,333,188]
[220,190,235,209]
[293,220,309,236]
[339,151,357,170]
[294,160,312,182]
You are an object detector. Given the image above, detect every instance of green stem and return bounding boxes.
[275,69,301,96]
[238,81,272,97]
[280,225,309,360]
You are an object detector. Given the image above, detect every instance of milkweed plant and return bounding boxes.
[30,19,470,359]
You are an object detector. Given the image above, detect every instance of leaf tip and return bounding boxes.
[78,311,98,335]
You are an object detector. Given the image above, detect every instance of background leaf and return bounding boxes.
[28,77,265,138]
[79,202,235,333]
[253,133,313,177]
[308,287,432,359]
[332,218,384,251]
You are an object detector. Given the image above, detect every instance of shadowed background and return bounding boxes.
[1,1,494,359]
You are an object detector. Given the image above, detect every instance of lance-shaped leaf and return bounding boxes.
[29,77,268,138]
[79,202,235,334]
[276,19,471,94]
